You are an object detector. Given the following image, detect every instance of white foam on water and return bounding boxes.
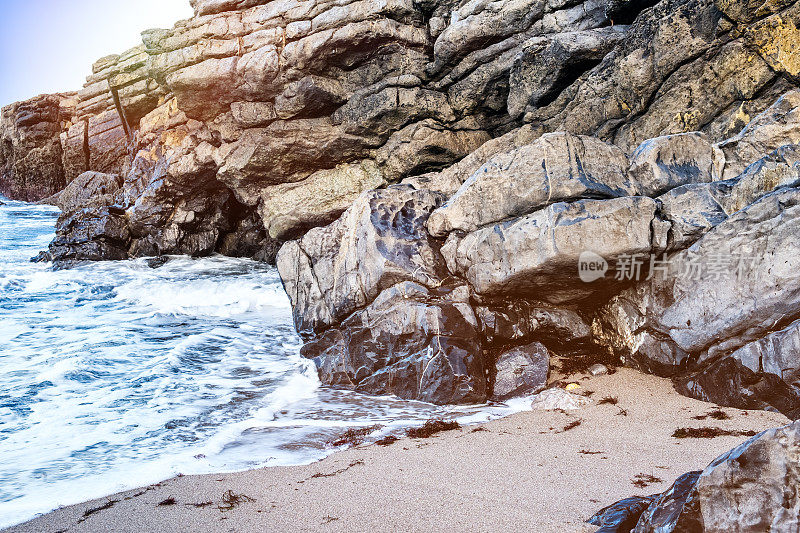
[0,199,538,529]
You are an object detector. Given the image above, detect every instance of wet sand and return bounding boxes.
[5,369,789,533]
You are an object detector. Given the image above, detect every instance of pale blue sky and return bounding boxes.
[0,0,194,108]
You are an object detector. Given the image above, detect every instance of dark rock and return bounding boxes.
[49,206,131,265]
[300,282,487,405]
[632,471,702,532]
[29,251,53,263]
[274,75,347,120]
[675,356,800,420]
[475,300,593,353]
[216,211,281,265]
[491,342,550,400]
[332,85,454,138]
[145,256,170,269]
[587,496,657,533]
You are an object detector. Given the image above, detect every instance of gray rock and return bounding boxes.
[443,196,670,304]
[492,342,550,400]
[508,27,627,118]
[427,132,634,238]
[531,0,781,152]
[656,181,734,251]
[257,160,386,240]
[596,188,800,415]
[721,143,800,214]
[403,125,544,197]
[718,89,800,179]
[375,119,490,183]
[531,388,593,410]
[654,143,800,251]
[332,86,454,138]
[53,171,122,211]
[588,363,609,376]
[276,185,448,336]
[628,132,725,197]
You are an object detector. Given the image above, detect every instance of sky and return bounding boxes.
[0,0,195,108]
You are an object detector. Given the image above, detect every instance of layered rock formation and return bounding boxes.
[0,93,77,201]
[3,0,800,410]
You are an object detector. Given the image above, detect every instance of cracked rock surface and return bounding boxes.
[4,0,800,414]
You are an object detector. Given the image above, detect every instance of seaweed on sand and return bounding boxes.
[692,408,730,420]
[672,427,757,439]
[375,435,400,446]
[328,425,382,447]
[218,490,255,512]
[598,396,619,405]
[631,473,663,488]
[82,499,119,518]
[406,419,460,438]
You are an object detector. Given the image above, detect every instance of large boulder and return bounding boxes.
[49,206,131,266]
[52,171,122,211]
[442,196,670,304]
[427,132,633,238]
[300,282,487,404]
[631,419,800,532]
[491,341,550,400]
[595,188,800,416]
[276,186,449,336]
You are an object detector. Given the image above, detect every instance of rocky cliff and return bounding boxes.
[3,0,800,415]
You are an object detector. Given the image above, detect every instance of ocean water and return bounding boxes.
[0,198,532,528]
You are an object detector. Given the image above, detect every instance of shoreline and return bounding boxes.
[5,369,789,533]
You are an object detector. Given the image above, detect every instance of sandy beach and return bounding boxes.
[5,368,789,533]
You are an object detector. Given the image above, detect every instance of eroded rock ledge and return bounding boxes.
[3,0,800,414]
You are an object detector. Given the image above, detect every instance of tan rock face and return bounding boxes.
[257,159,386,240]
[0,94,74,201]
